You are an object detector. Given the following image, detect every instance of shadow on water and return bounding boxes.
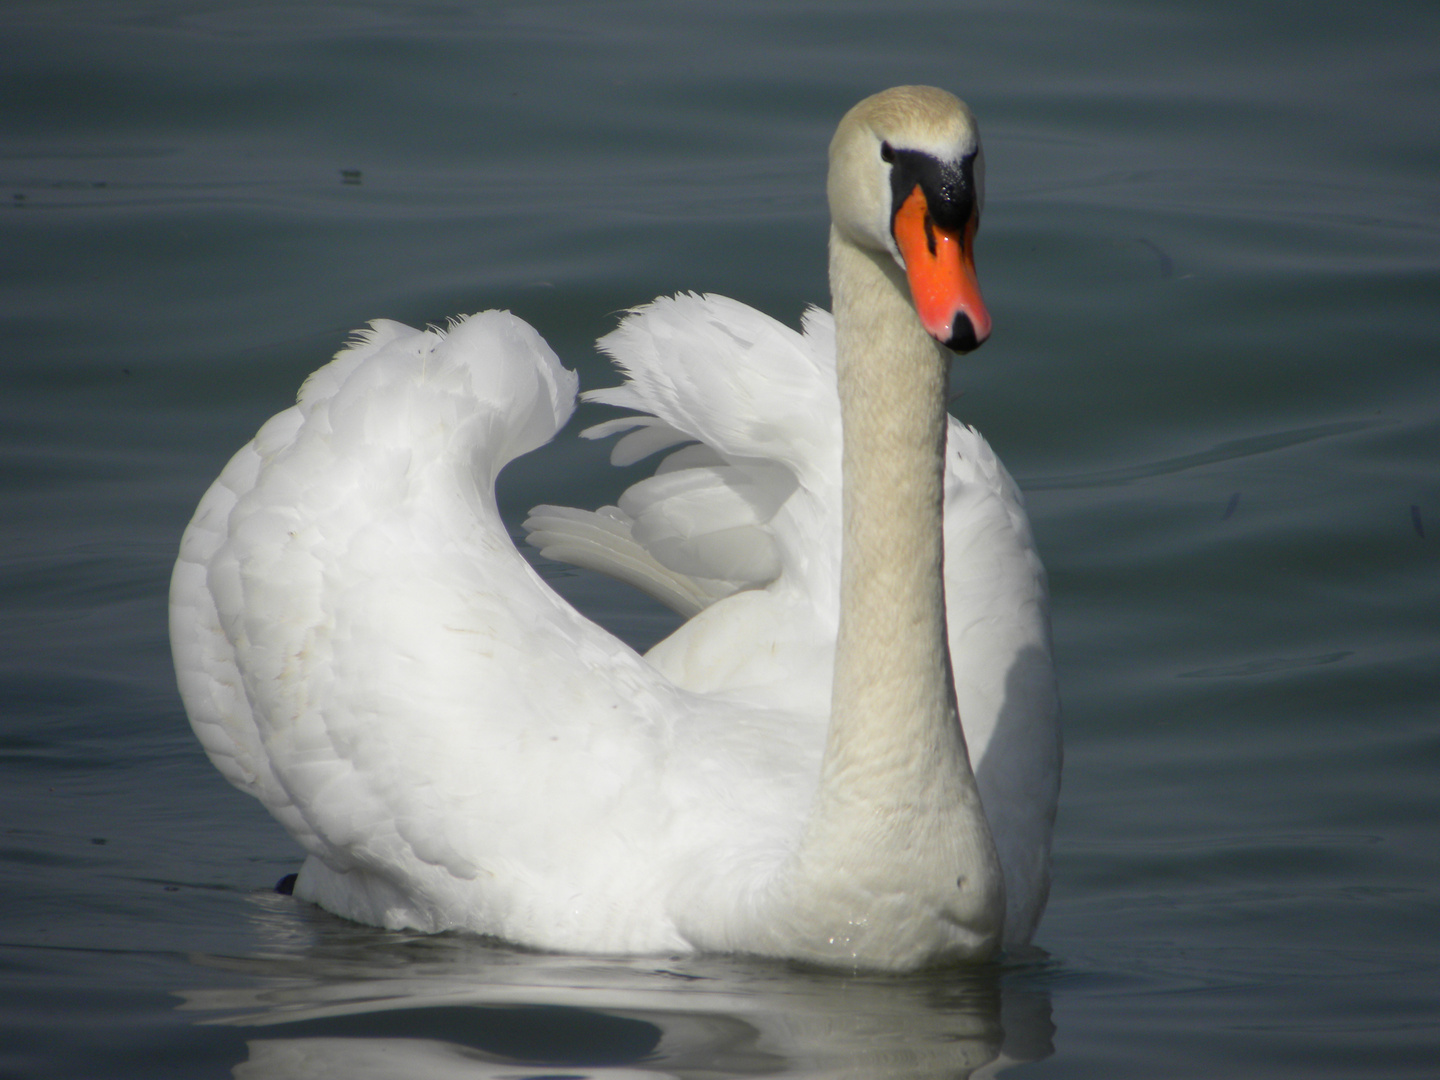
[176,892,1055,1078]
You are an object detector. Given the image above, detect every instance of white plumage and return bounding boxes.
[172,87,1061,970]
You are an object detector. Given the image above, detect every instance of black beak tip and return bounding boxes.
[943,313,987,354]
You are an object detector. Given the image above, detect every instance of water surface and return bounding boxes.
[2,1,1437,1076]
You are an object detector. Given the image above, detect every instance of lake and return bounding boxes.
[2,1,1437,1076]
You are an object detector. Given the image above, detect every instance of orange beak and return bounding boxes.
[892,185,991,352]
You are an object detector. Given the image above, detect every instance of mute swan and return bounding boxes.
[171,86,1061,971]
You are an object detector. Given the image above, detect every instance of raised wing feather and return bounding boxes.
[525,295,841,618]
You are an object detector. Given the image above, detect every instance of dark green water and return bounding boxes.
[2,1,1437,1076]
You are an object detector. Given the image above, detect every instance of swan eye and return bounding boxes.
[879,141,895,164]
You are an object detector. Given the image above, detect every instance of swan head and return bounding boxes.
[828,86,990,353]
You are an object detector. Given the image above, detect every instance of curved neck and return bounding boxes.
[827,227,956,778]
[775,227,1003,965]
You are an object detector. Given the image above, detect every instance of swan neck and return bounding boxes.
[826,225,960,782]
[773,228,1003,964]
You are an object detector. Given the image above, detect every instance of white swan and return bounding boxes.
[170,86,1061,971]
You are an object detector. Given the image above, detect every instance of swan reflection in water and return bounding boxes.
[178,892,1055,1079]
